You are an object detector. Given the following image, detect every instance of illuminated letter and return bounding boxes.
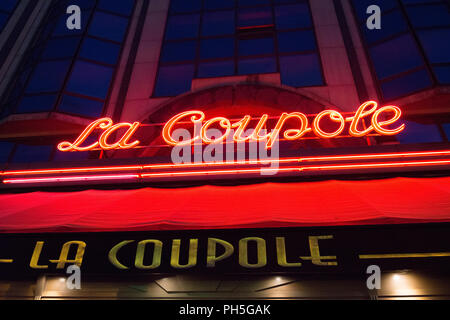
[135,240,163,270]
[99,122,141,150]
[207,238,234,267]
[348,101,378,137]
[372,106,405,135]
[162,111,205,146]
[201,117,231,144]
[108,240,134,270]
[300,235,337,266]
[49,241,86,269]
[232,116,252,143]
[58,118,113,151]
[267,112,310,148]
[276,237,302,267]
[239,237,267,268]
[30,241,48,269]
[250,115,271,141]
[313,110,345,138]
[170,239,198,269]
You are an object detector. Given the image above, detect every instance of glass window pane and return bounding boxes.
[16,94,57,113]
[238,7,272,28]
[59,94,104,118]
[369,34,424,79]
[433,66,450,85]
[41,37,81,60]
[0,13,8,30]
[238,56,276,75]
[54,149,90,162]
[165,14,200,40]
[0,0,18,12]
[417,29,450,64]
[352,0,397,21]
[443,123,450,140]
[161,41,197,62]
[11,145,53,163]
[154,64,195,97]
[88,11,128,42]
[273,0,302,4]
[80,37,121,65]
[53,10,92,36]
[26,60,71,93]
[64,0,96,10]
[362,10,408,44]
[200,38,234,59]
[275,3,312,30]
[278,30,316,53]
[396,121,443,144]
[204,0,235,10]
[202,11,235,36]
[66,61,113,99]
[401,0,431,4]
[381,68,432,100]
[239,37,274,56]
[406,4,450,28]
[170,0,202,13]
[198,60,235,78]
[0,142,14,163]
[280,54,323,87]
[98,0,134,16]
[238,0,270,6]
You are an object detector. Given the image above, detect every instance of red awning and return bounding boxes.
[0,177,449,233]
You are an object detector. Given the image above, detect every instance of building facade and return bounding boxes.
[0,0,449,300]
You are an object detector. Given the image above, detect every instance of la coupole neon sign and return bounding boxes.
[58,101,405,152]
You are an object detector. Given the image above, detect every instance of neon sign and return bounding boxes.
[57,101,404,152]
[58,118,141,152]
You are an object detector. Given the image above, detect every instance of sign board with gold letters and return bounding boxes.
[0,224,449,276]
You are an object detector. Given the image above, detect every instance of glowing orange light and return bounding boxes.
[200,117,231,144]
[347,100,378,137]
[162,110,205,146]
[2,158,449,184]
[2,150,449,178]
[140,159,450,178]
[160,101,405,149]
[303,160,450,171]
[312,110,345,138]
[3,174,140,184]
[58,118,112,151]
[58,118,141,152]
[98,122,141,150]
[372,106,405,135]
[57,101,404,152]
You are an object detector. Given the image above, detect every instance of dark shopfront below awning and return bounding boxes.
[0,177,449,233]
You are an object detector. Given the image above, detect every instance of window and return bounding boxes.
[11,144,53,163]
[1,0,135,119]
[154,64,195,96]
[352,0,450,100]
[0,142,14,163]
[0,0,18,32]
[154,0,323,97]
[395,120,443,144]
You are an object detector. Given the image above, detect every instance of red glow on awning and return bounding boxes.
[0,177,449,233]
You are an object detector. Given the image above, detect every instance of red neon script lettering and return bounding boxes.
[162,101,405,149]
[58,118,141,152]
